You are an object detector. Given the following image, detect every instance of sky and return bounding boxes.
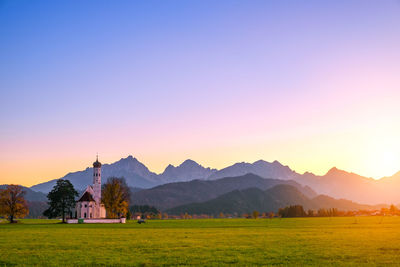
[1,0,400,186]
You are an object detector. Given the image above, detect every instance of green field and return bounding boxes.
[1,217,400,266]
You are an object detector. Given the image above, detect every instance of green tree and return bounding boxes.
[126,209,132,220]
[252,210,260,219]
[307,209,314,217]
[278,205,306,218]
[102,177,130,218]
[0,185,29,223]
[317,208,328,217]
[130,205,159,215]
[43,179,78,223]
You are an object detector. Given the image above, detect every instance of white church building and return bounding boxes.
[75,156,106,219]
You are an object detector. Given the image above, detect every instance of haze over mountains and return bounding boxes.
[131,173,317,210]
[30,155,400,205]
[166,184,385,216]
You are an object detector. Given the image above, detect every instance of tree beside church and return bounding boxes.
[43,179,78,223]
[102,177,130,218]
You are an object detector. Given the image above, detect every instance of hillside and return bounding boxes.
[295,168,398,205]
[131,173,316,210]
[167,184,381,215]
[0,185,47,202]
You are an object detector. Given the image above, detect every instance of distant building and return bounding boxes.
[75,156,106,219]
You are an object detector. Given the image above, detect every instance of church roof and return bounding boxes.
[78,191,95,202]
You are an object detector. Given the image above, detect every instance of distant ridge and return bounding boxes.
[131,173,317,210]
[208,160,299,181]
[166,184,384,216]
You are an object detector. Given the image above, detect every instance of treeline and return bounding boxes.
[276,205,400,218]
[380,205,400,216]
[169,205,400,219]
[127,205,160,219]
[278,205,341,218]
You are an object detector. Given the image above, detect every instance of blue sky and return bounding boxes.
[1,0,400,185]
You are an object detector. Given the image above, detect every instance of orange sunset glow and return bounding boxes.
[0,0,399,187]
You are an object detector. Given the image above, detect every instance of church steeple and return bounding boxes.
[92,155,102,204]
[93,153,102,168]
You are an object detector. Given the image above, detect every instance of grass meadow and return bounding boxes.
[1,217,400,266]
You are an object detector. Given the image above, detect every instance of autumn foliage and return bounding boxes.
[101,177,130,218]
[0,185,29,223]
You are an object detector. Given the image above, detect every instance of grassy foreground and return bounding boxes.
[1,217,400,266]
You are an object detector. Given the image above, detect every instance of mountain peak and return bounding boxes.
[114,156,142,168]
[253,160,267,164]
[180,159,199,167]
[326,167,340,175]
[325,167,352,177]
[160,159,216,182]
[164,164,175,171]
[252,159,284,167]
[272,160,284,166]
[125,155,138,162]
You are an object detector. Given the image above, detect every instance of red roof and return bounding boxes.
[78,191,95,202]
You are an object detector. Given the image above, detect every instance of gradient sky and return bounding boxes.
[1,0,400,186]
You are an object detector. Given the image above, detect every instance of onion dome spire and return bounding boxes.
[93,153,102,168]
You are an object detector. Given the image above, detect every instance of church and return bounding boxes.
[75,156,106,219]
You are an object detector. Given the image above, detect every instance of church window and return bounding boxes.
[85,204,87,208]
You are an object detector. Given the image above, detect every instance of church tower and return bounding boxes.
[92,155,102,204]
[75,156,106,219]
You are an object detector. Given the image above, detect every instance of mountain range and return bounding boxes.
[131,173,316,210]
[166,184,385,216]
[29,155,400,205]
